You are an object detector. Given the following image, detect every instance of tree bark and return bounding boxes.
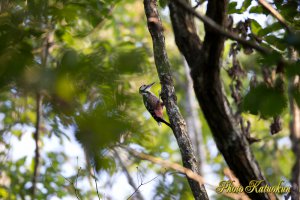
[289,50,300,200]
[169,0,275,199]
[289,86,300,200]
[143,0,209,199]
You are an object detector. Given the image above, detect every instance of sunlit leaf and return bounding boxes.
[55,76,76,102]
[250,19,262,35]
[16,156,27,167]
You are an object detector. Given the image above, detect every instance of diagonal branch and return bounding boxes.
[125,146,205,184]
[258,0,292,32]
[123,146,248,200]
[143,0,209,199]
[172,0,270,55]
[169,0,276,199]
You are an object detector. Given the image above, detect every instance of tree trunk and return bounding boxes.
[143,0,209,199]
[289,50,300,200]
[289,90,300,200]
[169,0,275,199]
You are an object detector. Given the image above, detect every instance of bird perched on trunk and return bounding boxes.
[139,82,171,128]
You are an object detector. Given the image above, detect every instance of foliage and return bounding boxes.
[0,0,300,199]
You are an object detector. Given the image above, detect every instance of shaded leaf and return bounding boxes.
[257,22,283,37]
[284,33,300,51]
[228,2,241,14]
[257,51,282,66]
[241,0,252,12]
[249,6,266,14]
[242,83,287,118]
[159,0,168,8]
[286,61,300,78]
[264,35,286,51]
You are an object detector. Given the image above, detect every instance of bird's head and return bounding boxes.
[139,82,155,94]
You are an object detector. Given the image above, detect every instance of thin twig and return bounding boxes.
[137,167,143,185]
[62,175,81,200]
[113,149,144,200]
[48,161,82,200]
[173,0,270,54]
[193,0,205,9]
[258,0,292,32]
[75,167,81,199]
[62,158,82,200]
[60,165,82,200]
[127,172,160,200]
[92,167,101,200]
[31,93,42,198]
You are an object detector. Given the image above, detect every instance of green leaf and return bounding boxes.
[286,61,300,78]
[0,42,33,88]
[11,130,22,140]
[264,35,286,51]
[159,0,168,8]
[112,44,148,74]
[284,33,300,52]
[257,22,283,37]
[250,19,262,35]
[94,156,116,174]
[241,0,252,12]
[249,6,265,14]
[242,83,287,118]
[228,2,241,14]
[257,51,282,66]
[75,104,133,171]
[280,3,299,23]
[60,49,80,72]
[16,156,27,167]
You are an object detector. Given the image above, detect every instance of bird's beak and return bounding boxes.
[146,82,155,90]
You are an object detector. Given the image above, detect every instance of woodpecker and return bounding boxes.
[139,82,171,128]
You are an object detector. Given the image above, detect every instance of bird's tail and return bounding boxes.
[159,118,171,128]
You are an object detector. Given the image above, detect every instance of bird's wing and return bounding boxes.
[154,100,164,119]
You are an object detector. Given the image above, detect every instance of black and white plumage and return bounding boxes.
[139,82,171,128]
